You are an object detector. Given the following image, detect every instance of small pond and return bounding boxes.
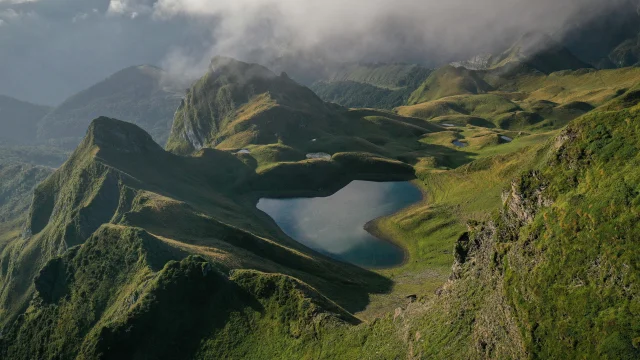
[257,181,422,268]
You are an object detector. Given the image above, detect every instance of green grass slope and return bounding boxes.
[399,66,640,132]
[352,91,640,359]
[407,65,493,105]
[0,225,357,359]
[0,117,391,333]
[167,56,473,173]
[167,56,344,154]
[38,65,182,146]
[311,63,432,109]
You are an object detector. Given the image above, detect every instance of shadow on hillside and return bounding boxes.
[398,143,477,170]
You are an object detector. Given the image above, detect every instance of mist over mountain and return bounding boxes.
[0,95,51,145]
[0,0,638,105]
[2,1,640,359]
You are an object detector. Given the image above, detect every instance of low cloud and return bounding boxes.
[111,0,639,79]
[0,0,637,104]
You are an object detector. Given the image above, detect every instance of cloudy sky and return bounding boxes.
[0,0,636,105]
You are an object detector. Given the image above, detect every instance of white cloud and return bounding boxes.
[142,0,635,75]
[107,0,153,17]
[72,12,88,23]
[0,0,40,4]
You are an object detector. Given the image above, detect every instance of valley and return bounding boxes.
[0,28,639,359]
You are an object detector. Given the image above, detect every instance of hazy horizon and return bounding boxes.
[0,0,637,105]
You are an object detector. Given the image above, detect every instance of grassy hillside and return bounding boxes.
[407,65,492,105]
[1,54,640,359]
[0,225,358,359]
[38,65,182,147]
[399,66,640,133]
[168,57,458,173]
[0,95,51,145]
[0,117,393,331]
[310,63,432,109]
[167,56,345,154]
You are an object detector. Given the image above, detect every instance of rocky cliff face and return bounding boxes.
[442,102,640,358]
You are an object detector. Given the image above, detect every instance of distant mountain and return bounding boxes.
[37,65,183,147]
[562,3,640,67]
[452,32,592,74]
[0,162,52,226]
[0,95,51,145]
[608,32,640,68]
[407,65,492,105]
[310,63,432,109]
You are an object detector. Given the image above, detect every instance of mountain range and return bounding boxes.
[0,25,639,359]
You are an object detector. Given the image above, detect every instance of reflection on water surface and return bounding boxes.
[257,181,422,267]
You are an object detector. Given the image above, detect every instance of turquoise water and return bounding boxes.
[257,181,422,268]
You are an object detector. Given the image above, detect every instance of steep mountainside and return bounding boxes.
[310,63,432,109]
[1,53,640,359]
[0,95,51,145]
[167,56,447,174]
[452,33,591,74]
[0,163,52,224]
[0,117,393,354]
[0,162,52,255]
[167,56,344,154]
[609,32,640,68]
[37,65,182,146]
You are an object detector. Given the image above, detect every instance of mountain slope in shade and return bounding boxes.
[166,56,440,174]
[452,32,592,74]
[0,95,51,145]
[0,116,390,332]
[166,56,344,155]
[310,63,432,109]
[37,65,182,146]
[609,32,640,68]
[407,65,493,105]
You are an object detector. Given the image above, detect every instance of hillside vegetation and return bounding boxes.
[311,63,432,109]
[398,66,640,135]
[1,52,639,359]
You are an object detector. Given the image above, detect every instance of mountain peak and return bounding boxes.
[85,117,163,154]
[209,56,276,80]
[452,32,591,74]
[512,32,558,57]
[167,56,331,154]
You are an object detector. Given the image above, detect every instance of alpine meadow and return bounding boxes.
[0,0,639,359]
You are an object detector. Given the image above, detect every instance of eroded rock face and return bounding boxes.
[502,171,552,225]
